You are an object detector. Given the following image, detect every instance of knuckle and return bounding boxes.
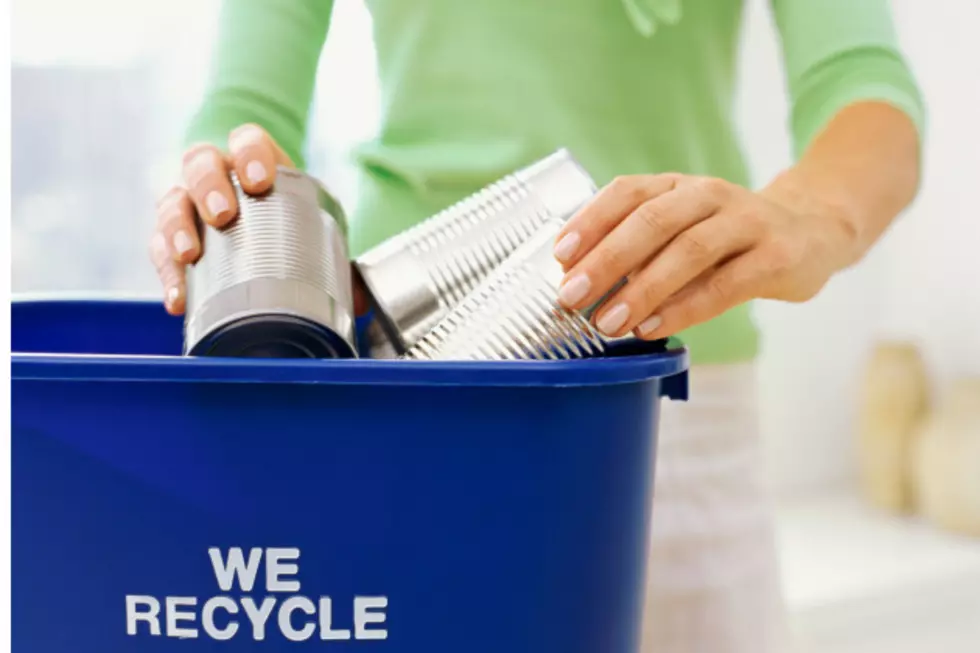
[659,172,684,189]
[676,230,713,259]
[157,204,187,231]
[594,246,641,285]
[156,196,190,228]
[148,233,169,267]
[593,245,626,275]
[638,281,665,311]
[156,185,187,211]
[610,175,646,204]
[182,146,226,189]
[181,142,219,168]
[695,176,729,198]
[229,123,268,152]
[158,264,184,288]
[230,122,266,139]
[608,175,632,194]
[633,201,670,234]
[655,297,695,333]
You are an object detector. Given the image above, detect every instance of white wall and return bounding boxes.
[734,0,980,496]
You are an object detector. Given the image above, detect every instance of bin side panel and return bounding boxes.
[12,378,662,652]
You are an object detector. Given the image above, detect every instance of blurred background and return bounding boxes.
[11,0,980,651]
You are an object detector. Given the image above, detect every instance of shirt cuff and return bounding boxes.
[789,47,926,160]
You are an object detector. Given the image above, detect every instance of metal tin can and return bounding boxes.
[405,217,635,362]
[355,148,598,355]
[184,167,357,359]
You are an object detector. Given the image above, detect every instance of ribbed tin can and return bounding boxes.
[184,167,357,359]
[405,218,634,362]
[355,148,598,355]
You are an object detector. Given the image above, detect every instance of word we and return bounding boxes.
[126,547,388,642]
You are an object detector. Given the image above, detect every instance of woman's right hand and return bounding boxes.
[149,124,294,315]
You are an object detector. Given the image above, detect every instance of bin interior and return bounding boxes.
[11,298,690,394]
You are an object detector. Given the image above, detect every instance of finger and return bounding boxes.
[631,249,765,341]
[553,173,681,268]
[590,212,757,337]
[228,124,291,196]
[156,186,201,265]
[182,143,238,228]
[149,232,187,315]
[556,178,725,312]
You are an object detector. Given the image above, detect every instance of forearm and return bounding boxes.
[184,0,334,168]
[766,0,925,268]
[764,101,922,268]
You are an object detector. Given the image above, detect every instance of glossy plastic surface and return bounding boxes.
[11,299,689,653]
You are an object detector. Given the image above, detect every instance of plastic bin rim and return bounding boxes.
[10,351,688,388]
[11,298,690,389]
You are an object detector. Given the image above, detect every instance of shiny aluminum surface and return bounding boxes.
[184,167,357,358]
[355,148,598,355]
[405,218,632,362]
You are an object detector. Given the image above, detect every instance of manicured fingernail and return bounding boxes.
[558,274,591,306]
[166,286,181,308]
[246,160,267,185]
[172,230,195,257]
[597,303,630,335]
[554,232,581,262]
[206,191,229,218]
[637,314,663,336]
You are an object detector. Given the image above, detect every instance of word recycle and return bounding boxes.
[125,547,388,642]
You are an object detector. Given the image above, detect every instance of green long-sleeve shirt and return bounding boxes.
[186,0,924,365]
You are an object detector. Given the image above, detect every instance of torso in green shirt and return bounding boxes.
[187,0,922,365]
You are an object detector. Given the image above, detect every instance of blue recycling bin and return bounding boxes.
[10,298,689,653]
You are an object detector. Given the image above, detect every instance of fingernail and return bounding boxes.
[554,232,581,262]
[206,191,229,218]
[637,314,663,336]
[246,160,267,185]
[166,286,182,308]
[172,230,195,257]
[597,303,630,335]
[558,274,591,306]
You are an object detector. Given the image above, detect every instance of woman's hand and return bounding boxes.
[150,124,370,317]
[553,173,860,340]
[150,124,292,315]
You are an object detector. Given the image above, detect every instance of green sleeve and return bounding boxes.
[770,0,926,159]
[183,0,335,169]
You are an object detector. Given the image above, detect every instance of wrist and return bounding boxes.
[762,167,867,267]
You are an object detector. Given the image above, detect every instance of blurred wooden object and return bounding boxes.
[857,342,930,514]
[913,378,980,537]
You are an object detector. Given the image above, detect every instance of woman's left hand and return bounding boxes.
[552,173,859,340]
